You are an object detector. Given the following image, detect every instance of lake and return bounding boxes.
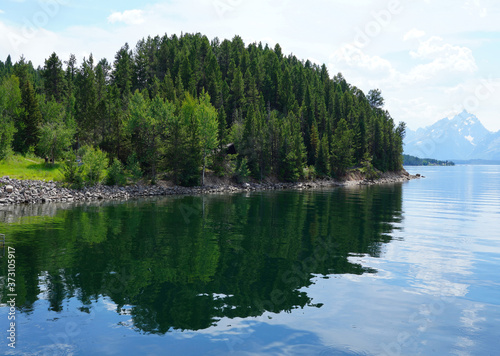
[1,165,499,355]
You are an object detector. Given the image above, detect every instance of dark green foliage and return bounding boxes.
[61,152,84,189]
[105,158,126,186]
[42,53,66,102]
[179,94,202,186]
[38,120,75,164]
[75,55,98,145]
[278,114,305,182]
[315,136,330,177]
[330,118,354,177]
[0,75,22,160]
[367,89,384,109]
[2,32,405,185]
[127,91,173,180]
[165,110,187,185]
[13,78,43,154]
[235,156,250,183]
[112,44,133,97]
[126,153,143,181]
[359,159,381,180]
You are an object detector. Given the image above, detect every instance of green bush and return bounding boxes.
[105,158,126,186]
[211,150,227,178]
[303,165,317,181]
[0,122,15,161]
[235,156,250,183]
[179,164,200,187]
[61,152,84,189]
[126,153,142,182]
[82,145,108,186]
[361,159,381,180]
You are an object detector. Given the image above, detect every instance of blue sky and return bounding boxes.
[1,0,500,132]
[0,0,160,31]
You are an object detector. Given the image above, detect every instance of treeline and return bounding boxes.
[403,155,455,166]
[0,33,405,186]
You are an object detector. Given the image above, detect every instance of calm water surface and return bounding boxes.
[1,165,499,355]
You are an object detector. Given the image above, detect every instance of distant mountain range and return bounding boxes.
[404,110,500,161]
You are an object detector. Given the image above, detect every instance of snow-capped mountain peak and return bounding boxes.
[404,111,499,160]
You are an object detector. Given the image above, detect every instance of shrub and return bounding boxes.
[304,165,317,181]
[0,122,15,161]
[126,153,142,182]
[179,164,200,187]
[235,156,250,183]
[82,146,108,186]
[361,159,381,180]
[61,152,84,189]
[105,158,126,186]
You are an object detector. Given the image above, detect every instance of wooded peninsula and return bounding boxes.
[0,33,405,187]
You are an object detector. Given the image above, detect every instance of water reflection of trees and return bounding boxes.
[0,185,403,332]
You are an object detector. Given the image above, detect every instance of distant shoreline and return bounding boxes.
[452,160,500,165]
[0,170,422,206]
[403,154,455,166]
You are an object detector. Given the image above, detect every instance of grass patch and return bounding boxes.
[0,154,63,181]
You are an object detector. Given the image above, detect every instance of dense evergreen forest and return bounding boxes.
[0,33,405,186]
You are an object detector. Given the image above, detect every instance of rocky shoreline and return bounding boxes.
[0,171,421,206]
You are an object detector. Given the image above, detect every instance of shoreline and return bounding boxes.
[0,170,422,206]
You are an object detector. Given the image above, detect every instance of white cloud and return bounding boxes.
[464,0,488,17]
[330,45,394,75]
[107,9,144,25]
[410,36,478,74]
[403,28,425,41]
[329,31,486,130]
[331,37,478,89]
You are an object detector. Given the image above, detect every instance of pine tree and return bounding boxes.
[309,121,319,165]
[128,91,173,181]
[162,69,176,102]
[179,93,202,186]
[65,54,77,99]
[13,78,42,154]
[330,118,354,177]
[291,114,306,179]
[75,55,98,145]
[42,52,66,102]
[278,113,305,181]
[315,135,330,177]
[112,44,133,98]
[367,89,384,109]
[165,107,187,185]
[279,66,295,114]
[0,75,22,159]
[175,71,185,103]
[230,67,245,116]
[197,90,219,185]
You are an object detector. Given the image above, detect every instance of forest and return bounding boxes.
[0,32,405,186]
